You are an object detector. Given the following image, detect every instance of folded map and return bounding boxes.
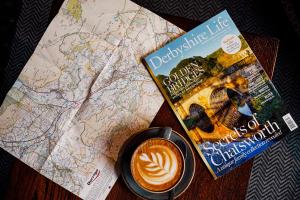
[0,0,182,199]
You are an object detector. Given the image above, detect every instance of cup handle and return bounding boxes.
[160,127,172,139]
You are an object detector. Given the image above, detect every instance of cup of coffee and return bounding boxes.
[130,138,185,193]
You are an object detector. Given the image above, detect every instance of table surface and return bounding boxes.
[2,11,279,200]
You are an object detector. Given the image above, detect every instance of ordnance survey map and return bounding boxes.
[0,0,182,199]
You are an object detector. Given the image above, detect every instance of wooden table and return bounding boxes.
[2,9,278,200]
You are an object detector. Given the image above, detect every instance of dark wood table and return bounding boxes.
[2,11,278,200]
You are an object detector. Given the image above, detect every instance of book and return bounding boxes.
[143,10,298,178]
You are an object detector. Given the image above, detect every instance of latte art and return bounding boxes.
[131,139,184,192]
[137,145,178,185]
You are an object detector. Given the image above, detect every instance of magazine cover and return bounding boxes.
[144,10,298,178]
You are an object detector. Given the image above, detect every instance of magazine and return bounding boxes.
[144,10,298,178]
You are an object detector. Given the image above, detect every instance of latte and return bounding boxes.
[130,138,184,192]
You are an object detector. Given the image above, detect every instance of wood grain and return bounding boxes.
[2,14,278,200]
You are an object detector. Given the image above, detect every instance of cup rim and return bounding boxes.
[130,137,186,194]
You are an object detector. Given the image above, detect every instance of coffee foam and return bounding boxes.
[137,145,178,185]
[131,139,184,192]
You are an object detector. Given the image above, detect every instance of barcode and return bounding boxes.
[282,113,298,131]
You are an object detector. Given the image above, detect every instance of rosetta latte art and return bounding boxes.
[137,145,179,185]
[131,139,184,192]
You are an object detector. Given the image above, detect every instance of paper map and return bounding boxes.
[0,0,181,199]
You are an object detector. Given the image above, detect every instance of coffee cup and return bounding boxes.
[130,137,185,193]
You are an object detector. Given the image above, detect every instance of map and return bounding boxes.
[0,0,182,199]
